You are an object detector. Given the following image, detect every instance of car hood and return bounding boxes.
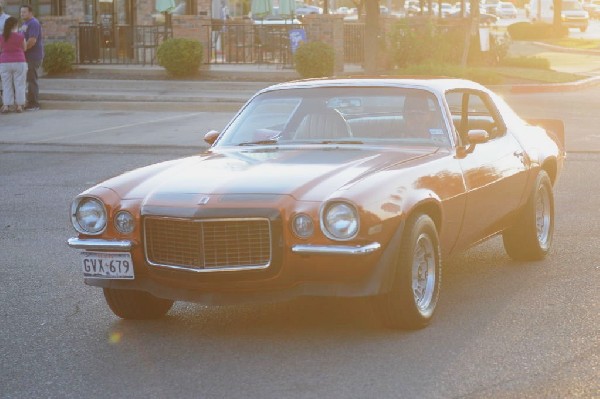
[101,146,438,205]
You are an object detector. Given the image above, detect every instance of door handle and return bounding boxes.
[513,150,526,164]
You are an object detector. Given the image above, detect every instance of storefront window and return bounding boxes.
[3,0,65,16]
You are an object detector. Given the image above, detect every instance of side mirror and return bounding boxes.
[204,130,220,145]
[467,129,489,145]
[457,129,489,157]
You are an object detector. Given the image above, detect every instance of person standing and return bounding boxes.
[0,5,9,32]
[0,17,27,113]
[20,5,43,111]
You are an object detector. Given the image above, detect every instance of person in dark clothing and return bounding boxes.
[20,5,43,111]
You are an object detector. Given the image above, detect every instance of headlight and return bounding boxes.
[71,197,107,235]
[321,201,359,240]
[114,211,135,234]
[292,213,314,238]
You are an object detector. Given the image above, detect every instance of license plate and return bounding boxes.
[81,252,134,279]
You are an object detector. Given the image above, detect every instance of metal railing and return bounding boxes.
[343,23,365,64]
[74,23,172,65]
[71,21,366,66]
[204,22,308,67]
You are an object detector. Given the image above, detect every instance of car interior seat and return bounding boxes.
[293,108,353,140]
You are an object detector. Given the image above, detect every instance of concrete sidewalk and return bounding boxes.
[32,42,600,111]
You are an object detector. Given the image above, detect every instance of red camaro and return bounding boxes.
[68,78,565,329]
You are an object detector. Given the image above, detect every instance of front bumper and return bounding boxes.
[67,237,388,303]
[68,238,381,256]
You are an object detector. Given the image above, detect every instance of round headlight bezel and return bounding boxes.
[71,197,107,235]
[291,213,314,239]
[114,210,135,234]
[320,201,360,241]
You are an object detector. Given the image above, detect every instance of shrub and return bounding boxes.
[387,19,508,69]
[294,41,334,78]
[500,56,551,69]
[393,63,503,85]
[507,22,568,40]
[157,38,203,77]
[42,42,75,75]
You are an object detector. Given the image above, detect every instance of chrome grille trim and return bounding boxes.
[144,216,272,273]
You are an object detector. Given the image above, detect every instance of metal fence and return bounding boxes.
[74,23,172,65]
[343,23,365,64]
[203,22,309,67]
[72,21,366,66]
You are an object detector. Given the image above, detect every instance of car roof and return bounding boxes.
[257,77,488,96]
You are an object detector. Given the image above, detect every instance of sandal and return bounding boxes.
[16,106,23,113]
[1,106,10,113]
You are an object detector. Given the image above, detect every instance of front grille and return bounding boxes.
[144,217,272,272]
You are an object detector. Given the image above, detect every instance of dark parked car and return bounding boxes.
[68,78,565,329]
[448,10,499,24]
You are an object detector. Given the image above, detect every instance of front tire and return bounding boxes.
[375,214,442,330]
[103,288,174,320]
[503,170,554,261]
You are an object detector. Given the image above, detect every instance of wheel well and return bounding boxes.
[410,200,442,232]
[542,159,557,185]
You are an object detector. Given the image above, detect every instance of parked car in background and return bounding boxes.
[529,0,589,31]
[495,1,518,18]
[436,2,456,17]
[482,0,500,14]
[582,0,600,18]
[295,3,322,15]
[68,77,565,330]
[448,9,499,24]
[251,6,302,24]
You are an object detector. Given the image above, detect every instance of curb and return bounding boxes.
[509,75,600,93]
[531,41,600,56]
[38,100,245,112]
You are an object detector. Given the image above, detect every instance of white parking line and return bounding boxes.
[29,112,204,144]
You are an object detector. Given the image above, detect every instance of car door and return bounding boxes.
[447,89,529,250]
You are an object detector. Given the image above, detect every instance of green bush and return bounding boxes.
[393,63,503,85]
[294,41,335,78]
[507,22,568,40]
[42,42,75,75]
[500,55,551,69]
[387,19,508,69]
[157,38,203,77]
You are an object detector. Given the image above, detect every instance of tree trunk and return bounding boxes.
[461,0,479,67]
[553,0,562,29]
[364,0,380,74]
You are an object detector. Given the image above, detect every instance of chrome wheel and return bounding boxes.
[536,185,551,248]
[412,233,436,314]
[502,170,554,261]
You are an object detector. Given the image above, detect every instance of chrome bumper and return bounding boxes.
[67,238,133,251]
[291,242,381,255]
[68,238,380,256]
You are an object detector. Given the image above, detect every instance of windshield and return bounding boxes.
[216,87,451,147]
[562,0,583,10]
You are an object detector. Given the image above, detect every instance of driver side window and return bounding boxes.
[446,90,505,144]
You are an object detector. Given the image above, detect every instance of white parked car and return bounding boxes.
[495,1,518,18]
[529,0,589,31]
[295,4,322,15]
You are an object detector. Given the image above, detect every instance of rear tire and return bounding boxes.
[375,214,442,330]
[503,170,554,261]
[103,288,174,320]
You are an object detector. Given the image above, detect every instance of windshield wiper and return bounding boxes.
[237,139,279,146]
[317,140,364,145]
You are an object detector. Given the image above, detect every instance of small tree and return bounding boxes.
[42,42,76,75]
[294,41,335,78]
[157,38,203,77]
